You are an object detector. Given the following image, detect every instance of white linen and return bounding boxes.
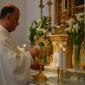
[0,25,33,85]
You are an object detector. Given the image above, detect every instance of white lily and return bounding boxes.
[73,23,80,33]
[65,14,84,45]
[67,17,76,28]
[37,28,46,33]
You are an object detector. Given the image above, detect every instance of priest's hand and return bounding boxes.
[31,60,44,70]
[29,46,41,58]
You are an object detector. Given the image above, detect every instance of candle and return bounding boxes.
[22,44,27,51]
[58,48,63,70]
[54,52,59,67]
[58,44,66,70]
[23,44,26,48]
[62,48,66,70]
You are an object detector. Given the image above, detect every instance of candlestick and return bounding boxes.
[39,0,44,18]
[62,47,66,70]
[47,0,52,31]
[58,48,63,70]
[58,43,66,70]
[58,43,66,83]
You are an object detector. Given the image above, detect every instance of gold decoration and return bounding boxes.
[28,16,53,83]
[33,68,47,83]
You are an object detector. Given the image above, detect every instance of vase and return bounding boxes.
[72,45,80,70]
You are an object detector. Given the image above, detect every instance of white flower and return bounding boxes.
[37,28,46,33]
[73,23,80,29]
[37,18,42,24]
[65,27,72,33]
[34,35,37,39]
[67,17,76,28]
[37,19,43,28]
[73,23,80,33]
[64,14,84,45]
[71,28,75,33]
[65,14,83,34]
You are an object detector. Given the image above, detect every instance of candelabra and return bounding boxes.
[47,0,52,32]
[39,0,44,18]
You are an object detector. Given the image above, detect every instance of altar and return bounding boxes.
[28,0,85,84]
[26,69,85,85]
[48,34,72,68]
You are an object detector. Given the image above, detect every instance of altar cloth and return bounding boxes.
[27,69,85,85]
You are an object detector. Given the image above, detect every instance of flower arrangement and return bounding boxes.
[65,14,84,45]
[65,14,84,70]
[28,16,53,64]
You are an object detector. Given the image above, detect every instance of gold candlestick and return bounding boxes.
[47,0,52,32]
[39,0,44,18]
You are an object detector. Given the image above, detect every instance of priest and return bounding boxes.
[0,3,41,85]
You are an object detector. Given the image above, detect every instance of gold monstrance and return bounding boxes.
[33,0,47,83]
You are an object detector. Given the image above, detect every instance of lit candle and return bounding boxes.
[23,44,26,48]
[23,44,26,51]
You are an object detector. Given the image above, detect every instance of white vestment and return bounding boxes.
[0,25,33,85]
